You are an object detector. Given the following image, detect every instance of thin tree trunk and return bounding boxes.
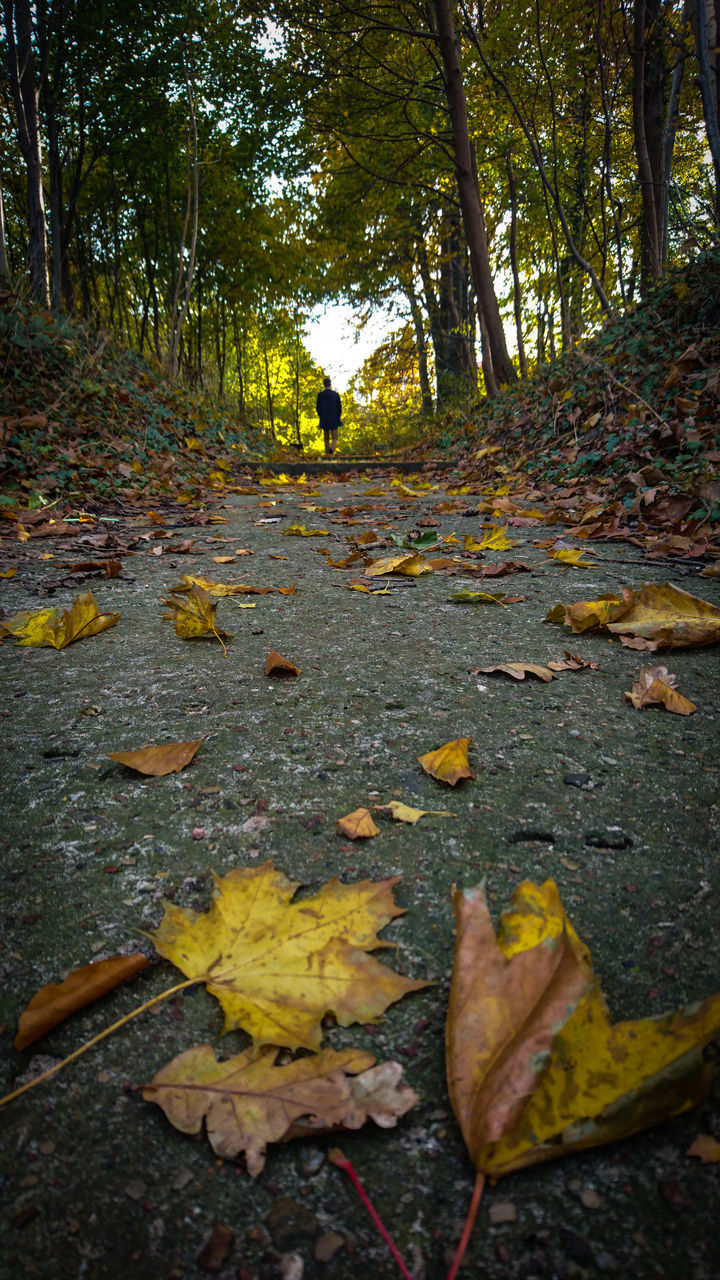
[408,286,434,415]
[262,341,276,439]
[168,42,200,376]
[506,155,528,377]
[633,0,664,288]
[662,45,685,261]
[0,174,11,284]
[432,0,517,386]
[3,0,50,306]
[692,0,720,216]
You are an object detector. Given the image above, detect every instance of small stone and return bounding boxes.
[488,1200,518,1224]
[563,772,592,788]
[315,1233,345,1262]
[197,1223,234,1272]
[38,1139,55,1155]
[280,1254,304,1280]
[579,1188,601,1209]
[265,1197,318,1247]
[171,1167,194,1191]
[124,1180,147,1201]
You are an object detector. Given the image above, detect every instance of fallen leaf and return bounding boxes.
[473,526,520,551]
[365,553,433,577]
[162,586,228,651]
[547,547,598,568]
[197,1223,234,1272]
[268,553,289,560]
[142,1045,418,1176]
[171,573,273,597]
[546,591,630,633]
[546,651,598,671]
[150,861,427,1051]
[625,666,696,715]
[607,583,720,650]
[446,879,720,1179]
[265,650,301,677]
[450,590,508,607]
[278,582,297,595]
[472,663,555,682]
[3,591,120,649]
[686,1134,720,1163]
[15,953,150,1050]
[108,737,206,776]
[0,567,17,578]
[478,561,532,578]
[213,555,236,564]
[283,524,329,537]
[418,737,474,786]
[337,808,380,839]
[374,800,457,824]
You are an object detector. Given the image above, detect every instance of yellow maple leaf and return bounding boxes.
[3,591,120,649]
[150,861,427,1051]
[374,800,457,825]
[625,665,696,714]
[365,553,433,578]
[418,737,474,785]
[171,573,272,597]
[547,547,598,568]
[474,525,519,551]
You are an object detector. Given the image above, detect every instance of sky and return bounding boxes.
[304,300,405,392]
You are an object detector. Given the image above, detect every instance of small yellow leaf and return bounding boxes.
[213,555,236,564]
[375,800,457,824]
[337,808,381,839]
[162,586,228,653]
[0,567,17,579]
[547,548,598,568]
[418,737,474,786]
[283,524,329,537]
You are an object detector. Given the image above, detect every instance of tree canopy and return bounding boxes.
[2,0,718,449]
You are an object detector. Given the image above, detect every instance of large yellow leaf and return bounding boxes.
[150,861,427,1051]
[365,552,433,577]
[283,524,329,536]
[606,582,720,649]
[418,737,474,785]
[143,1045,418,1176]
[3,590,119,649]
[446,880,720,1178]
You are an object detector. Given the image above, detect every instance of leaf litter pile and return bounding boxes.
[2,457,720,1277]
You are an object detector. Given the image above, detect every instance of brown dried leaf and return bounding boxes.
[143,1045,418,1176]
[15,953,150,1050]
[265,650,301,677]
[686,1134,720,1164]
[473,663,555,682]
[108,737,205,776]
[625,666,696,715]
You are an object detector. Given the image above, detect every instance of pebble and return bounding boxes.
[488,1200,518,1224]
[315,1232,345,1262]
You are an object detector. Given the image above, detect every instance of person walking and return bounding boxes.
[316,375,342,456]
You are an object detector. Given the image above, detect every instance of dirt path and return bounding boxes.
[1,475,719,1280]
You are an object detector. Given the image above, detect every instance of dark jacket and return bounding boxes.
[316,387,342,429]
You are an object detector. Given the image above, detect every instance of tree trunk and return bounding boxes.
[0,174,11,285]
[633,0,665,289]
[3,0,50,307]
[691,0,720,217]
[506,155,528,377]
[407,286,434,415]
[168,42,200,376]
[432,0,517,386]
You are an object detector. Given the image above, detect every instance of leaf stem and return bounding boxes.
[445,1171,485,1280]
[0,977,197,1109]
[329,1148,415,1280]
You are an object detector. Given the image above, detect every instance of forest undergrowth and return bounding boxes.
[1,249,719,522]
